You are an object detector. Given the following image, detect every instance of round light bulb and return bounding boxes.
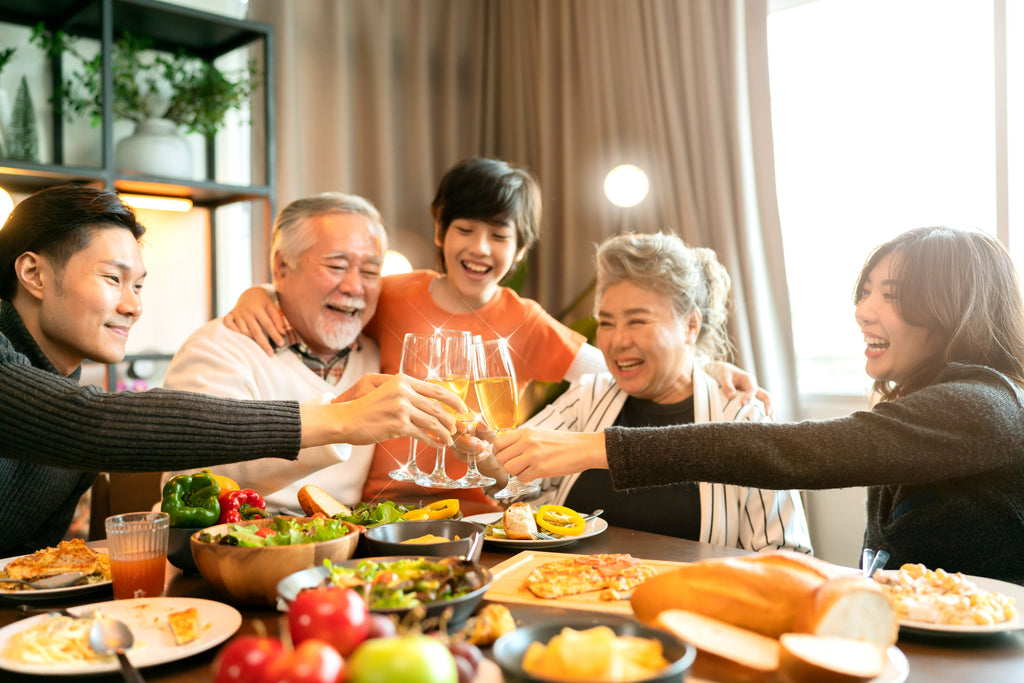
[604,164,649,207]
[0,188,13,226]
[382,249,413,276]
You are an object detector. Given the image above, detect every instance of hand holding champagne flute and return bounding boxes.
[473,338,539,499]
[417,329,472,489]
[388,333,437,482]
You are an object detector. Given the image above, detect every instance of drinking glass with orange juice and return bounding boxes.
[104,511,169,600]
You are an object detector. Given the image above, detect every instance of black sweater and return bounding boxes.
[0,301,300,554]
[606,363,1024,584]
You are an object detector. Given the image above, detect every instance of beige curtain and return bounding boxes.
[249,0,798,418]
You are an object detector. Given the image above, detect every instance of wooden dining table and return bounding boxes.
[1,525,1022,682]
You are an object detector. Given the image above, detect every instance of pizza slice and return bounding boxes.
[4,538,100,580]
[523,553,658,599]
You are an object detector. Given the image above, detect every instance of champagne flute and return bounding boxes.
[388,333,437,482]
[473,338,539,499]
[416,329,472,489]
[453,335,497,488]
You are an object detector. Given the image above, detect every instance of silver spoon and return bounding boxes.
[89,617,145,683]
[583,509,604,521]
[0,571,86,589]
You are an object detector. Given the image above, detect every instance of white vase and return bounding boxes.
[116,118,192,178]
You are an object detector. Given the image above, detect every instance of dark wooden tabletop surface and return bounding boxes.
[1,525,1021,682]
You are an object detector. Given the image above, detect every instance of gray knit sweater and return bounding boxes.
[606,363,1024,585]
[0,301,301,555]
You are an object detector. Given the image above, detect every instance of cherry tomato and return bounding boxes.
[372,570,399,585]
[263,639,344,683]
[289,586,370,657]
[255,528,276,538]
[212,634,285,683]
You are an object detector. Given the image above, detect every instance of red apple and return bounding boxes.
[288,586,370,657]
[212,634,285,683]
[263,638,345,683]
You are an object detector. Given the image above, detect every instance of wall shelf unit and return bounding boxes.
[0,0,276,387]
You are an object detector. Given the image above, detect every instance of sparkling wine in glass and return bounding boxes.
[388,333,438,482]
[453,336,497,488]
[474,338,539,499]
[416,329,472,489]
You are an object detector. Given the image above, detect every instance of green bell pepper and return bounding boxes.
[161,471,222,527]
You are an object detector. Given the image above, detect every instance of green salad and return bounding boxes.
[336,501,418,528]
[324,556,484,609]
[198,516,353,547]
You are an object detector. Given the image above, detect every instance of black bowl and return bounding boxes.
[363,520,484,562]
[167,526,203,573]
[276,555,491,627]
[494,615,697,683]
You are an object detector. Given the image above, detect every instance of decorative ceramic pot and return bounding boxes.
[116,118,192,178]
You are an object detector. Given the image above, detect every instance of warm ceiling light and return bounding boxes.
[119,193,193,212]
[604,164,650,208]
[0,187,13,225]
[382,250,413,276]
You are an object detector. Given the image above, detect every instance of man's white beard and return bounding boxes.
[313,316,361,352]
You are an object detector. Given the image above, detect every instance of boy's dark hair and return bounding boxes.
[430,157,542,277]
[0,185,145,300]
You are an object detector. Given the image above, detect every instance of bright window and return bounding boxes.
[768,0,1000,396]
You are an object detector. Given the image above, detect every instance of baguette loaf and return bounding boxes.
[631,553,828,637]
[793,576,898,647]
[655,609,780,683]
[297,485,352,518]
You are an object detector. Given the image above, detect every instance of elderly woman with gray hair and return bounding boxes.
[493,232,811,552]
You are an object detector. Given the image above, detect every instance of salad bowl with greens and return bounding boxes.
[191,516,360,606]
[277,555,492,627]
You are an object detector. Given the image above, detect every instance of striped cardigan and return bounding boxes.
[526,368,813,554]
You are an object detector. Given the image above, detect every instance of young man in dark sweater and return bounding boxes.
[0,185,462,554]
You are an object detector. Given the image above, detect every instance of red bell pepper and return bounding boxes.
[217,489,269,524]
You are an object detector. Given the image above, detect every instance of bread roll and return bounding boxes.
[655,609,780,683]
[502,502,538,540]
[631,554,827,637]
[794,576,898,647]
[297,485,352,518]
[778,633,886,683]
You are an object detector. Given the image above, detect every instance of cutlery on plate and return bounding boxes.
[0,571,86,589]
[862,548,889,578]
[90,616,145,683]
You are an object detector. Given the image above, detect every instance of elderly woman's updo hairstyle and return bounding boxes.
[594,231,733,362]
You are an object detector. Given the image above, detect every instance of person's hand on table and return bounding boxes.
[223,285,285,357]
[493,428,607,482]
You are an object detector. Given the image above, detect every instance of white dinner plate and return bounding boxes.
[879,571,1024,637]
[464,513,608,550]
[0,596,241,675]
[0,550,112,602]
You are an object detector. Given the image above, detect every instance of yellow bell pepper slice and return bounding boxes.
[402,498,461,521]
[535,504,586,536]
[198,469,239,493]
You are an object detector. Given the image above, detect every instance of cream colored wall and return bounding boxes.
[799,393,873,569]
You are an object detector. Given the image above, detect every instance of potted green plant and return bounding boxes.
[31,25,261,178]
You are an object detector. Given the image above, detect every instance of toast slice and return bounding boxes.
[778,633,886,683]
[168,607,200,645]
[297,485,352,518]
[4,539,100,580]
[655,609,780,683]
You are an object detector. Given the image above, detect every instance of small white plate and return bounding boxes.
[0,596,241,675]
[0,551,112,602]
[882,572,1024,637]
[464,513,608,550]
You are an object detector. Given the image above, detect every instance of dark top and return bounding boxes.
[0,300,301,554]
[565,395,701,539]
[605,363,1024,585]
